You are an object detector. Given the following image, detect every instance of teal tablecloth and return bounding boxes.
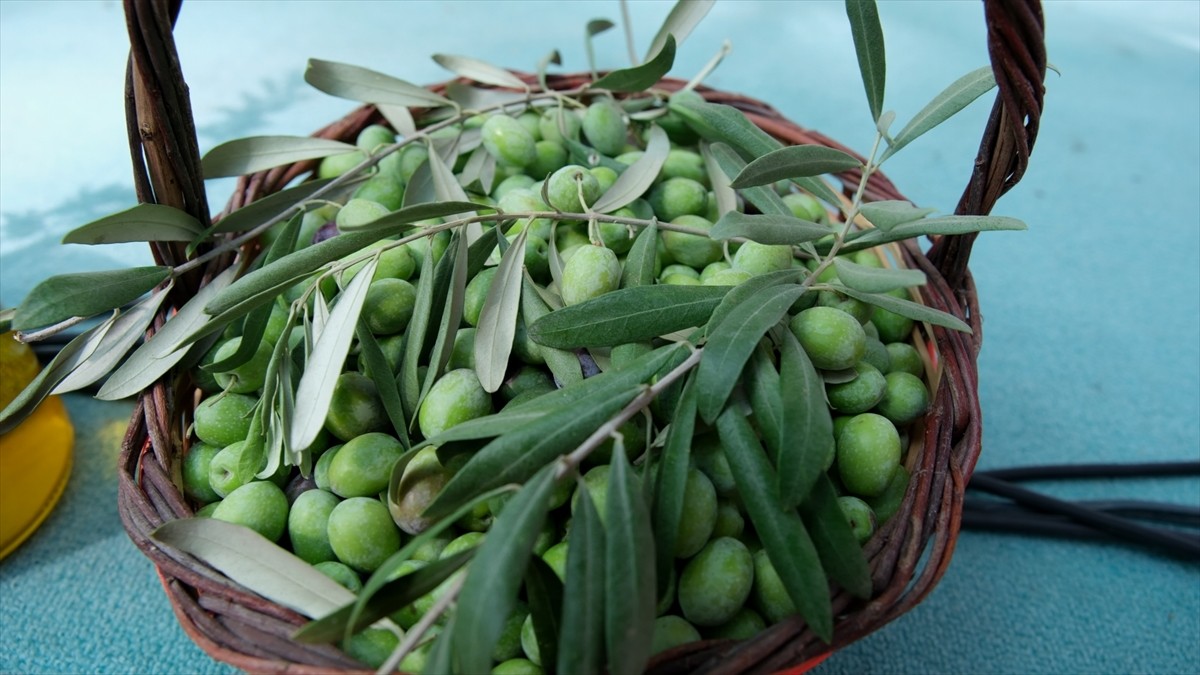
[1,1,1197,673]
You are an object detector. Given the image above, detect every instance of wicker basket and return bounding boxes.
[116,0,1047,672]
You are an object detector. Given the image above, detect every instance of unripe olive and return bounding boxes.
[417,368,494,439]
[790,307,867,371]
[538,107,582,145]
[482,114,537,167]
[836,413,902,497]
[546,165,602,212]
[560,245,622,307]
[662,215,722,269]
[677,537,755,626]
[674,468,718,558]
[825,361,887,414]
[582,98,628,156]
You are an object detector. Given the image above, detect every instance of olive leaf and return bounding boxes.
[521,276,583,387]
[591,125,670,214]
[708,142,791,217]
[857,200,937,232]
[400,243,442,419]
[445,82,529,110]
[845,0,887,123]
[791,177,846,216]
[700,142,737,218]
[832,257,926,294]
[777,330,834,510]
[201,136,358,179]
[210,178,338,235]
[586,19,616,79]
[717,408,833,643]
[422,615,458,674]
[292,549,474,644]
[427,143,480,243]
[355,321,410,450]
[710,211,831,245]
[528,284,729,350]
[745,342,784,462]
[799,473,873,599]
[13,266,171,331]
[377,103,417,137]
[652,376,697,590]
[730,145,863,189]
[61,203,204,245]
[456,145,496,194]
[402,157,435,208]
[557,484,606,675]
[645,0,716,63]
[697,282,808,423]
[605,443,657,675]
[426,382,642,520]
[151,518,363,622]
[290,257,378,452]
[882,65,997,161]
[537,49,562,91]
[705,268,805,343]
[668,96,781,161]
[425,344,683,519]
[562,135,628,172]
[525,556,564,674]
[847,214,1027,249]
[52,282,173,395]
[335,200,482,233]
[453,464,557,674]
[203,228,394,321]
[593,34,676,93]
[414,232,470,421]
[620,220,659,289]
[433,53,529,91]
[304,58,454,109]
[475,228,528,393]
[209,217,302,374]
[95,266,239,401]
[829,283,972,333]
[0,316,114,434]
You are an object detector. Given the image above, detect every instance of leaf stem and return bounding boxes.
[555,345,703,479]
[806,129,885,284]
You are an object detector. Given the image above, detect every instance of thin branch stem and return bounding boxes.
[376,572,465,675]
[15,314,91,344]
[555,345,703,479]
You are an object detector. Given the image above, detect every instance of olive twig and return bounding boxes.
[555,345,704,479]
[376,571,465,675]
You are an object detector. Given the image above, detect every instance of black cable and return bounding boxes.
[967,473,1200,560]
[974,461,1200,482]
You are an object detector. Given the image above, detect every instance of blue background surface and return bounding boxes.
[1,1,1197,673]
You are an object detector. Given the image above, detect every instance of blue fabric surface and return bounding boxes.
[1,1,1197,673]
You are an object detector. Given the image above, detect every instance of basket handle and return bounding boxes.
[929,0,1047,290]
[123,0,211,293]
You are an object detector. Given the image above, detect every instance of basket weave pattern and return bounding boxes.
[115,1,1046,672]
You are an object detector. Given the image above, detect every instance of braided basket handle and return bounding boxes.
[930,0,1047,289]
